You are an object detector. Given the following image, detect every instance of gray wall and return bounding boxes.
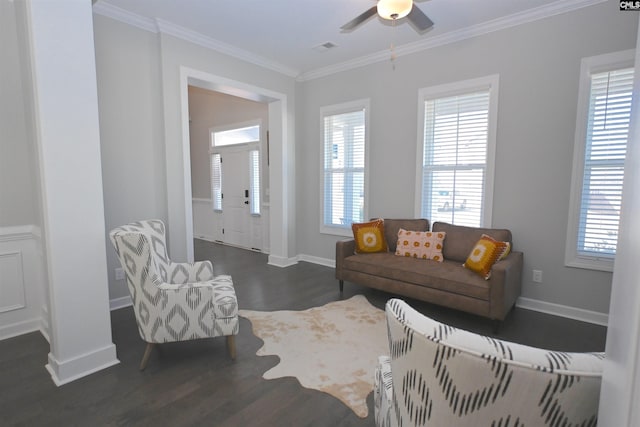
[94,15,167,301]
[0,0,37,228]
[295,2,637,314]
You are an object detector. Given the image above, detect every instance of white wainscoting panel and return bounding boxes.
[0,251,26,313]
[0,225,45,340]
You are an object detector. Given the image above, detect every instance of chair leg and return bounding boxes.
[140,342,154,371]
[227,335,237,360]
[339,280,344,294]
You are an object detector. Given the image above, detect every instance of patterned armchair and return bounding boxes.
[375,299,604,427]
[109,219,238,370]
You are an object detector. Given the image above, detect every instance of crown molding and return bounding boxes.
[93,0,606,82]
[92,2,299,78]
[92,2,157,33]
[154,19,299,78]
[296,0,607,81]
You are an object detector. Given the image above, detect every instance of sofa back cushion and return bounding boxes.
[383,219,430,253]
[432,221,512,263]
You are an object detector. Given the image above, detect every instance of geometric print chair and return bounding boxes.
[109,219,239,370]
[375,298,604,427]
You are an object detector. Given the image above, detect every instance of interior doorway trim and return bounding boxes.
[178,66,290,265]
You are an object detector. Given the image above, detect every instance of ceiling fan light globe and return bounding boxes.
[377,0,412,20]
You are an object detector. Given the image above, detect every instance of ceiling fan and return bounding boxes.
[341,0,434,33]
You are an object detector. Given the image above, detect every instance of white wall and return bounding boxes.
[93,15,167,303]
[296,1,637,315]
[0,0,45,341]
[156,32,297,264]
[0,0,36,228]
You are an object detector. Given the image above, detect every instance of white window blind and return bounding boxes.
[249,149,260,215]
[420,90,491,227]
[322,103,367,233]
[576,67,634,258]
[211,153,222,211]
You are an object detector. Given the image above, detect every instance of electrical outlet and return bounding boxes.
[115,267,125,281]
[532,269,543,283]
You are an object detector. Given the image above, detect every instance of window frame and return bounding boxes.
[319,99,370,237]
[565,49,635,272]
[414,75,500,227]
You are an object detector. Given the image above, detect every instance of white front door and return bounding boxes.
[220,147,251,248]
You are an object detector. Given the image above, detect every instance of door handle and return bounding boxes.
[245,189,249,198]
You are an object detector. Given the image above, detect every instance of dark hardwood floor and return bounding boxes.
[0,240,607,426]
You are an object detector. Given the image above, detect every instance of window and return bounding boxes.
[321,100,369,235]
[566,50,635,271]
[249,149,260,215]
[211,153,222,211]
[213,123,260,147]
[416,76,499,227]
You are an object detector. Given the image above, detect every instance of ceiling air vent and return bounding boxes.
[313,42,338,53]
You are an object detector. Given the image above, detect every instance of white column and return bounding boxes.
[598,16,640,427]
[23,0,118,385]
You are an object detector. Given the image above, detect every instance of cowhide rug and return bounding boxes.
[239,295,389,418]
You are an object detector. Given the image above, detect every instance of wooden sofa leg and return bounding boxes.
[140,342,154,371]
[339,280,344,294]
[227,335,237,360]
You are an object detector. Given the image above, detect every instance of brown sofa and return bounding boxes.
[335,219,523,321]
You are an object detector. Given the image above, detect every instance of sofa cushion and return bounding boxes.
[352,219,388,253]
[383,219,430,253]
[395,229,445,262]
[433,222,512,263]
[463,234,511,279]
[343,252,490,300]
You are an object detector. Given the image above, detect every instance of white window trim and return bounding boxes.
[414,75,499,227]
[210,119,262,147]
[319,99,370,237]
[565,49,635,272]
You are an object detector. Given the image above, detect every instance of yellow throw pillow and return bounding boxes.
[463,234,511,279]
[352,219,388,254]
[395,229,445,262]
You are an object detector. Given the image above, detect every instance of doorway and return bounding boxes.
[188,86,268,252]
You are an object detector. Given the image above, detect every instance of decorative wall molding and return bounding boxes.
[0,251,26,313]
[0,225,44,341]
[0,225,38,243]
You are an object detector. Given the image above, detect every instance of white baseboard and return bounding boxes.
[268,254,299,268]
[516,296,608,326]
[46,344,120,386]
[109,295,132,311]
[297,254,335,268]
[0,318,41,341]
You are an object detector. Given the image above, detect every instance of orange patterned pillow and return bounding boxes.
[395,229,445,262]
[463,234,511,279]
[352,219,388,254]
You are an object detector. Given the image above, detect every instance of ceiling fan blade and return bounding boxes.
[406,5,434,32]
[341,6,378,31]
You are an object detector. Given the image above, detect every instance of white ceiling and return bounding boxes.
[93,0,603,79]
